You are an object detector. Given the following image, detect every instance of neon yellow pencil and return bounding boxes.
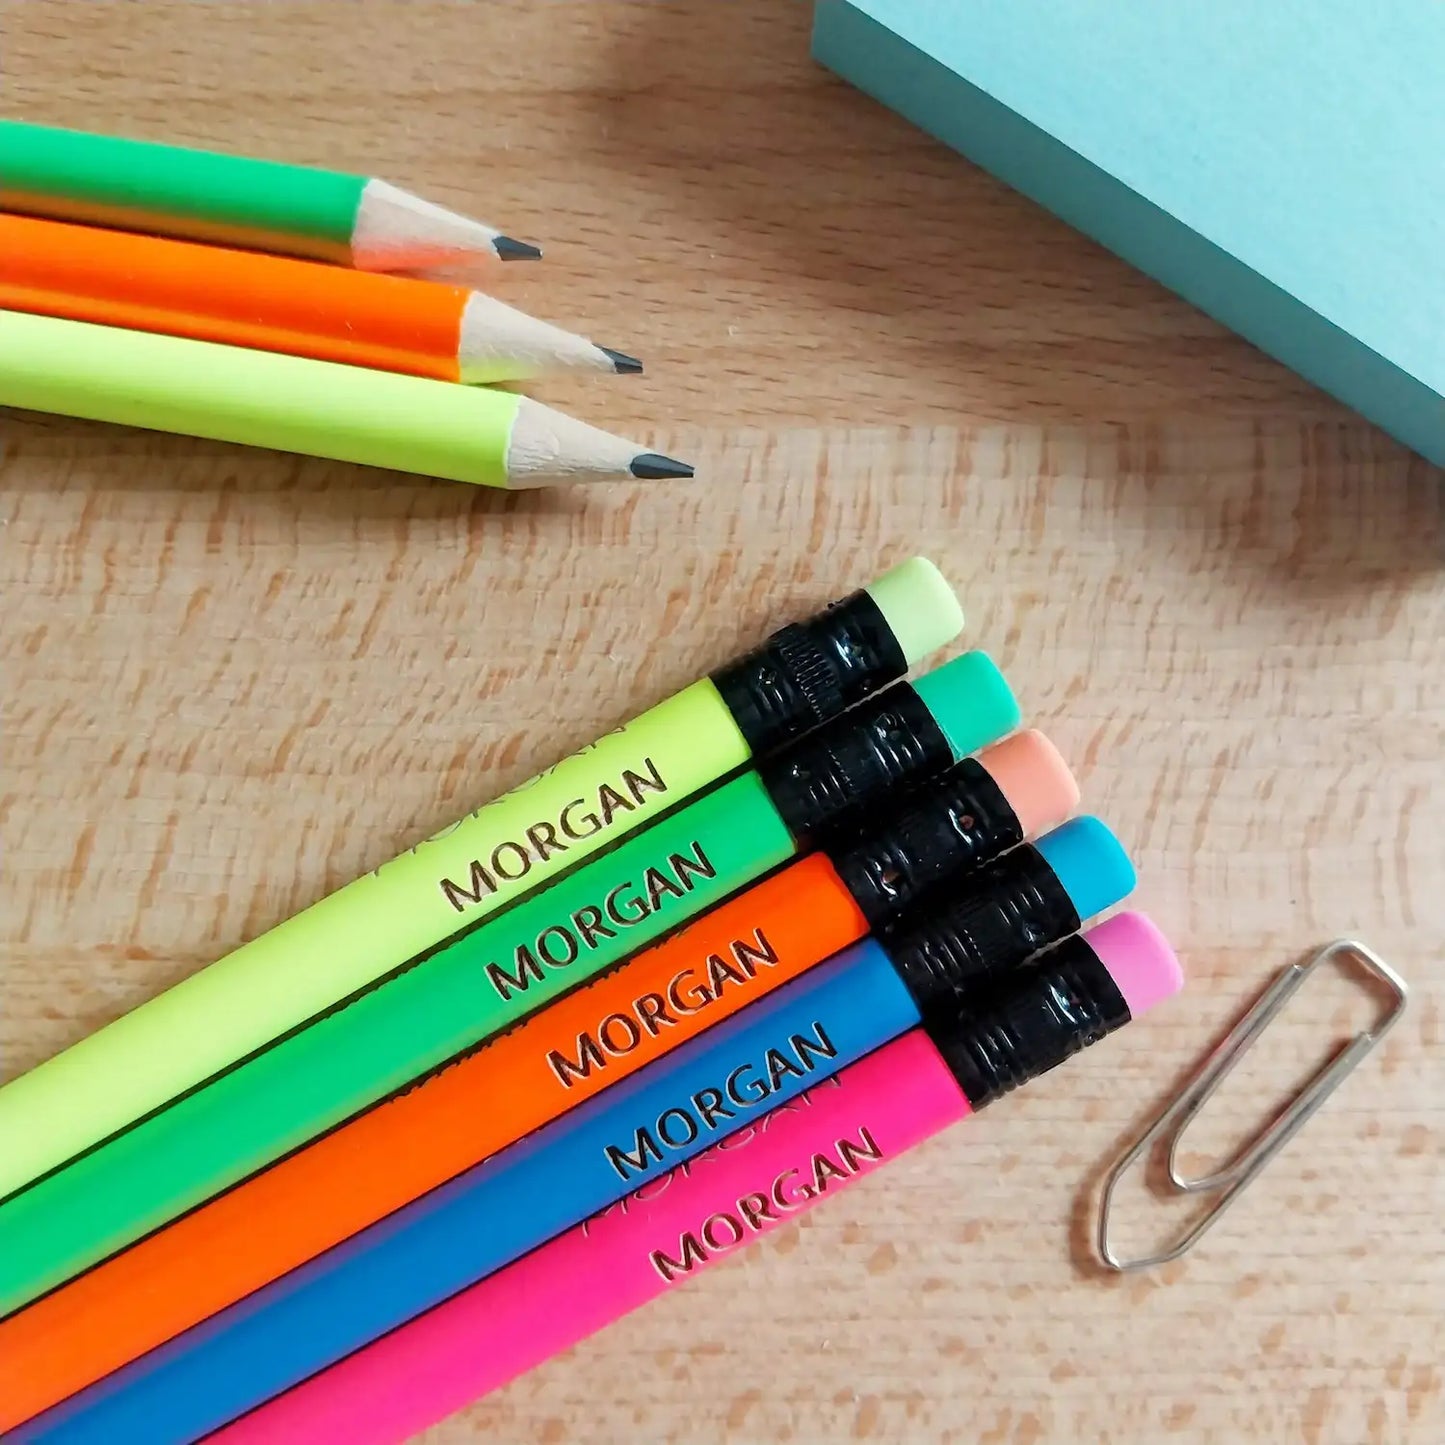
[0,310,690,487]
[0,560,964,1201]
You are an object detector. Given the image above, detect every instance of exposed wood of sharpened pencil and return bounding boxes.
[456,294,640,383]
[506,398,694,486]
[350,179,542,271]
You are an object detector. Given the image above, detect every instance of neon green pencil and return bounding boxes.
[0,118,540,268]
[0,311,691,487]
[0,651,1018,1311]
[0,559,964,1201]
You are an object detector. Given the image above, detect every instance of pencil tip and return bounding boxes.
[631,453,695,481]
[602,348,644,375]
[493,235,543,261]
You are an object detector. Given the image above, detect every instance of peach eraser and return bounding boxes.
[978,729,1080,839]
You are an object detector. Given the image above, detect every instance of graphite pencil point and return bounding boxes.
[492,235,544,261]
[630,453,695,481]
[601,348,644,375]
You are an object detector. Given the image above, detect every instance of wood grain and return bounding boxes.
[2,3,1442,1443]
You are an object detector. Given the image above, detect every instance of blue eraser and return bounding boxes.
[1033,816,1135,925]
[813,0,1445,465]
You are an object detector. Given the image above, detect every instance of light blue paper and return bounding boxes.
[814,0,1444,464]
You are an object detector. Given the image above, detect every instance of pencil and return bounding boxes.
[0,653,1019,1315]
[0,214,637,382]
[0,561,964,1204]
[17,871,1146,1443]
[0,735,1074,1431]
[0,310,690,487]
[0,118,540,269]
[206,916,1182,1445]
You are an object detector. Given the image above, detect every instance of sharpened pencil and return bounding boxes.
[0,118,540,269]
[0,214,636,383]
[0,311,691,488]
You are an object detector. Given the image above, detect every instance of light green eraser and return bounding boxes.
[865,557,964,667]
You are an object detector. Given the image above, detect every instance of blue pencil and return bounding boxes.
[17,948,922,1443]
[21,822,1130,1442]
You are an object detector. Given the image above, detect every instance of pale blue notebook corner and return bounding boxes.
[813,0,1445,465]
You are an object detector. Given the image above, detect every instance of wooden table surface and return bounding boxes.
[3,3,1442,1442]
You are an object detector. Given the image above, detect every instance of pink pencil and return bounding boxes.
[214,913,1181,1445]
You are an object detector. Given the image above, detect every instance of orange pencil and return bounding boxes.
[0,212,639,382]
[0,733,1077,1431]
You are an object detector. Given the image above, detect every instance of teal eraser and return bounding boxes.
[911,650,1020,761]
[813,0,1445,465]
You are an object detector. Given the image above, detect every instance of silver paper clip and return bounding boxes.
[1096,938,1409,1272]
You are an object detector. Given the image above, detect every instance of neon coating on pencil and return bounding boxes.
[0,561,958,1204]
[0,310,677,487]
[0,652,1016,1315]
[0,859,860,1424]
[13,951,922,1441]
[0,787,777,1310]
[26,910,1178,1442]
[207,913,1182,1445]
[0,724,1070,1429]
[209,1035,961,1444]
[0,214,625,382]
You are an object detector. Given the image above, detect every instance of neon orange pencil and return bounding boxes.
[0,734,1078,1431]
[0,212,638,382]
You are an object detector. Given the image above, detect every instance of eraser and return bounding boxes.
[911,651,1019,761]
[1084,911,1184,1019]
[1033,816,1135,925]
[977,730,1079,838]
[864,557,964,666]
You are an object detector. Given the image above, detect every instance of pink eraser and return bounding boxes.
[1083,911,1183,1018]
[977,729,1080,839]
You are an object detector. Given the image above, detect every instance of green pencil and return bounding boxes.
[0,118,540,268]
[0,559,963,1204]
[0,653,1019,1313]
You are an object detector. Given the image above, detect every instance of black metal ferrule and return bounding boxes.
[829,759,1024,929]
[756,683,954,848]
[710,589,907,758]
[880,846,1082,1016]
[924,937,1130,1109]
